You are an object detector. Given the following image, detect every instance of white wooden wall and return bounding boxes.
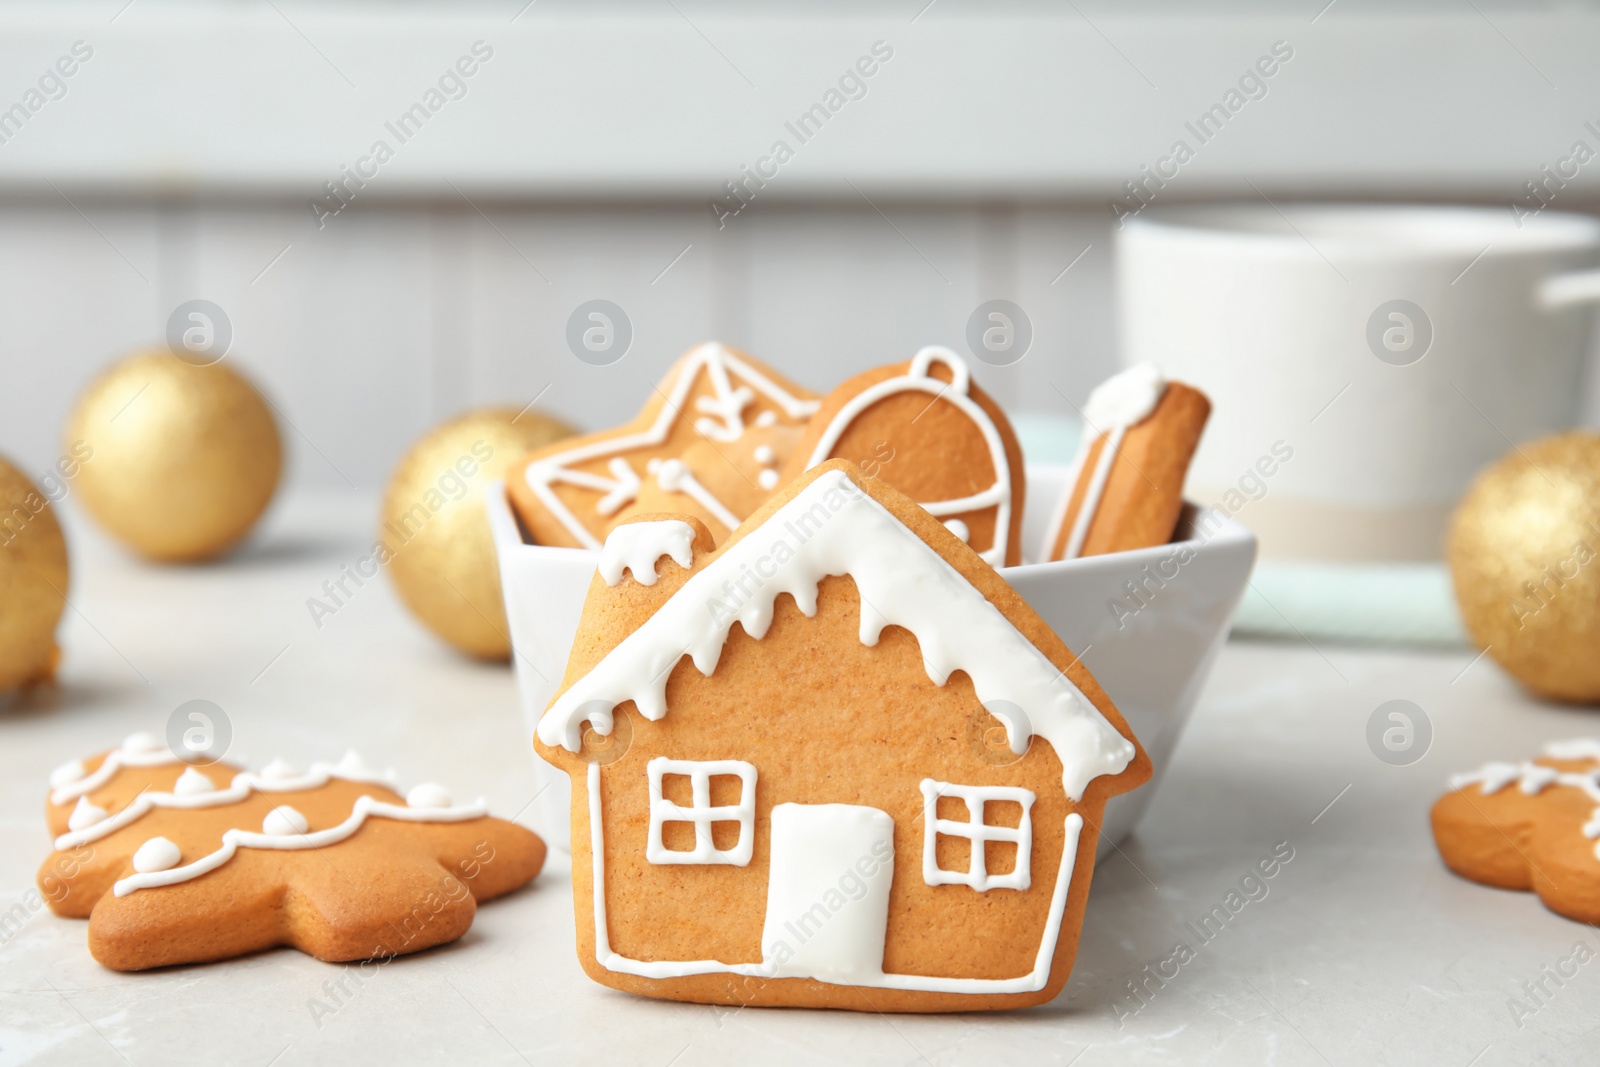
[0,198,1113,489]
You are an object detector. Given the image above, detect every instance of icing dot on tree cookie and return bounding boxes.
[69,797,107,831]
[49,760,86,789]
[406,783,453,809]
[262,805,309,836]
[174,767,215,796]
[132,837,181,873]
[260,759,296,781]
[123,732,163,754]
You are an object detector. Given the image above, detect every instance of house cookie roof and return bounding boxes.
[538,468,1135,801]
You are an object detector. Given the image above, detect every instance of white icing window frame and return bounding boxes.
[920,778,1035,891]
[647,757,757,866]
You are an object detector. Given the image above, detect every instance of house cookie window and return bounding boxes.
[920,779,1036,891]
[646,757,757,866]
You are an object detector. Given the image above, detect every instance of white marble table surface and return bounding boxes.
[3,491,1597,1067]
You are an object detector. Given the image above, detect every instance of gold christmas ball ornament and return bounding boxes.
[1448,431,1600,703]
[380,406,575,659]
[66,350,282,561]
[0,455,69,691]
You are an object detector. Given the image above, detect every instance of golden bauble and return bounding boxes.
[0,455,69,691]
[381,406,575,659]
[66,350,282,561]
[1448,431,1600,703]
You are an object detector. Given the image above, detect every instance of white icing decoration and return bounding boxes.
[540,469,1133,802]
[759,803,895,983]
[262,805,310,836]
[50,743,183,806]
[1082,362,1166,429]
[584,761,1085,991]
[173,767,215,796]
[943,518,970,543]
[800,347,1012,567]
[336,750,372,776]
[522,343,820,548]
[1451,746,1600,861]
[112,793,489,897]
[654,459,743,532]
[598,520,696,587]
[645,757,756,866]
[1043,363,1169,561]
[920,779,1035,892]
[122,731,164,754]
[406,782,453,809]
[49,759,86,789]
[132,837,181,873]
[693,385,754,441]
[753,445,776,465]
[68,797,108,832]
[52,759,396,852]
[1545,738,1600,761]
[261,758,296,780]
[758,468,780,491]
[594,457,642,518]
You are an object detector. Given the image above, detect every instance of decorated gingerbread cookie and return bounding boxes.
[777,347,1026,567]
[607,419,803,544]
[40,732,545,970]
[506,343,819,549]
[535,461,1150,1012]
[1042,364,1210,561]
[1433,740,1600,925]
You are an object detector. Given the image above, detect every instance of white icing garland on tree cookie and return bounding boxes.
[46,745,490,897]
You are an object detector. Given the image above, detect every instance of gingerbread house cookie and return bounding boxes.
[1433,739,1600,925]
[778,347,1026,567]
[1042,364,1210,561]
[41,733,545,970]
[507,343,819,549]
[535,461,1150,1012]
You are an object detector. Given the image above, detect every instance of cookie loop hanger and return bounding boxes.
[907,346,972,395]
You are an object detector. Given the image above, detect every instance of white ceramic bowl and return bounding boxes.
[488,465,1258,856]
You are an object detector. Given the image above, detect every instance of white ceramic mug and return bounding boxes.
[1118,205,1600,561]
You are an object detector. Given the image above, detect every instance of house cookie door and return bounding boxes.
[759,803,895,984]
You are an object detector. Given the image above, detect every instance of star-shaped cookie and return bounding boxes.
[506,342,818,549]
[1432,739,1600,924]
[40,732,545,971]
[607,419,802,543]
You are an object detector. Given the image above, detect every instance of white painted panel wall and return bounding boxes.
[3,193,1596,493]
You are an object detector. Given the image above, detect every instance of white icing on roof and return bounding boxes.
[598,520,696,587]
[538,469,1136,800]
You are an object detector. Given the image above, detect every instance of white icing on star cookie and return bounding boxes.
[521,343,819,549]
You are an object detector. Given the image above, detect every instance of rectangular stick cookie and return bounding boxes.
[1043,364,1210,561]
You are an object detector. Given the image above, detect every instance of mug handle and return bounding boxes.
[1540,269,1600,308]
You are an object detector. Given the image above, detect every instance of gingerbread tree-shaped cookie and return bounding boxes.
[40,732,544,971]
